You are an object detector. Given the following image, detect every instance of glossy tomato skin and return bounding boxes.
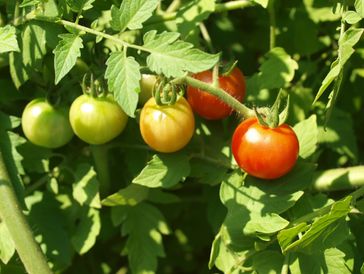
[187,67,246,120]
[69,94,128,145]
[232,118,299,179]
[139,74,157,105]
[140,97,195,153]
[21,98,74,148]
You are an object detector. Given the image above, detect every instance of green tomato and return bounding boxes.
[69,94,128,145]
[139,74,157,104]
[21,98,74,148]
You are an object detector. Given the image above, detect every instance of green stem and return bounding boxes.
[0,150,53,274]
[90,145,111,198]
[281,253,290,274]
[268,0,276,50]
[312,166,364,192]
[166,0,181,13]
[182,76,255,118]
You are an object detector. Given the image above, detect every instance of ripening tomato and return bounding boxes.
[140,97,195,153]
[69,94,128,145]
[187,67,246,120]
[139,74,157,104]
[232,118,299,179]
[21,98,74,148]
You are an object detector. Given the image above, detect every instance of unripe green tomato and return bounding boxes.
[69,94,128,145]
[139,74,157,104]
[21,98,74,148]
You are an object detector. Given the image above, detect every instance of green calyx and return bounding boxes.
[254,89,290,128]
[153,78,183,106]
[82,73,108,98]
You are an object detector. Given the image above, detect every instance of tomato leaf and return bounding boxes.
[355,0,364,17]
[278,196,351,254]
[252,0,268,8]
[19,0,41,7]
[119,203,170,273]
[133,153,191,188]
[66,0,95,12]
[102,184,149,206]
[110,0,159,32]
[0,222,15,264]
[143,30,220,77]
[53,33,84,84]
[72,163,101,209]
[251,251,285,274]
[0,25,19,54]
[343,11,362,24]
[293,115,318,159]
[105,51,140,117]
[289,248,352,274]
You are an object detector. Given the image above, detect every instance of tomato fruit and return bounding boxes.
[187,67,246,120]
[21,98,74,148]
[232,118,299,179]
[140,97,195,153]
[139,74,157,104]
[69,94,128,145]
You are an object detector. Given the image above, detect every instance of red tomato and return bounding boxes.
[187,67,246,120]
[232,118,299,179]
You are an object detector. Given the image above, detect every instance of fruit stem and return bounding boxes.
[182,76,255,119]
[0,150,53,274]
[268,0,276,50]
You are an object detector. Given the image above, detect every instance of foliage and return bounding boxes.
[0,0,364,273]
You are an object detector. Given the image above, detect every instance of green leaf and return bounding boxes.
[105,51,140,117]
[252,251,285,274]
[72,163,101,208]
[277,223,310,252]
[26,192,72,270]
[121,203,170,274]
[102,184,149,206]
[189,157,228,186]
[281,196,351,254]
[111,0,159,31]
[0,222,15,264]
[293,115,318,159]
[339,27,364,67]
[17,142,51,173]
[0,25,19,53]
[53,33,83,84]
[66,0,95,12]
[19,0,41,7]
[290,248,351,274]
[133,153,190,188]
[355,0,364,17]
[344,11,362,24]
[143,30,220,77]
[313,59,340,104]
[253,0,268,8]
[71,206,101,255]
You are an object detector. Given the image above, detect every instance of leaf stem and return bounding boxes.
[0,150,53,274]
[268,0,276,50]
[182,76,255,118]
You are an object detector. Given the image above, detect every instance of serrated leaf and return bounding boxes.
[121,203,170,273]
[53,33,83,84]
[102,184,149,206]
[313,59,340,103]
[105,52,140,117]
[73,164,101,208]
[71,207,101,255]
[339,27,364,66]
[133,153,190,188]
[282,196,351,254]
[66,0,95,12]
[0,222,15,264]
[293,115,318,159]
[355,0,364,17]
[111,0,159,32]
[0,25,19,53]
[143,30,220,77]
[277,223,310,252]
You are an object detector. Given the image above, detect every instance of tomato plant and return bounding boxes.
[232,118,299,179]
[21,98,73,148]
[69,94,128,145]
[187,67,246,120]
[139,96,195,153]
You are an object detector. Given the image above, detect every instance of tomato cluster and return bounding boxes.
[21,67,299,180]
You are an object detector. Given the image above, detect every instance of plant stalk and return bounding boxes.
[0,150,53,274]
[90,145,111,198]
[268,0,276,50]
